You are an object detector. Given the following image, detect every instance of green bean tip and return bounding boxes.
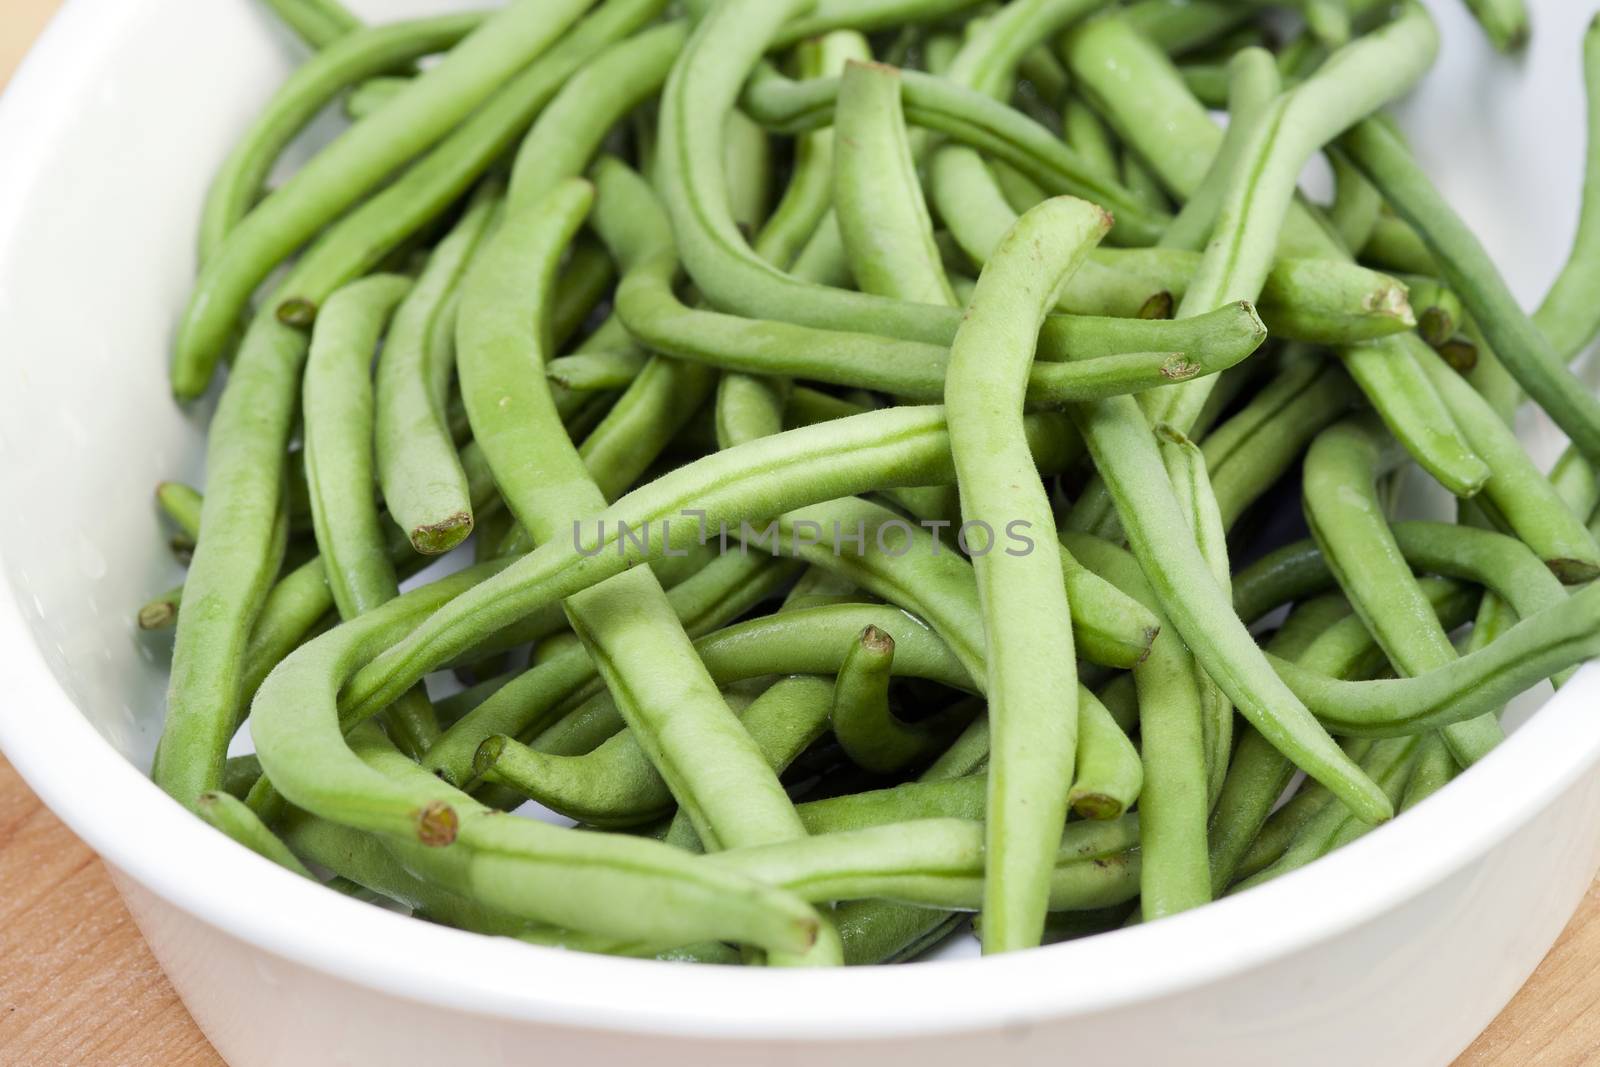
[411,513,475,556]
[1138,292,1175,320]
[275,297,319,329]
[473,735,510,781]
[1547,558,1600,586]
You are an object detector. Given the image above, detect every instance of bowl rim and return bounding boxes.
[4,0,1600,1042]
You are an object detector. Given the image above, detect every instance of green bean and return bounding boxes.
[304,273,446,759]
[1342,118,1600,468]
[265,661,823,954]
[547,349,650,394]
[1458,0,1530,53]
[945,196,1108,953]
[797,775,988,835]
[1122,149,1170,215]
[1123,0,1255,55]
[1204,353,1359,528]
[1157,425,1234,808]
[1070,394,1391,824]
[486,673,834,833]
[137,585,184,630]
[1388,275,1456,350]
[1269,580,1600,736]
[476,605,974,824]
[154,309,315,806]
[375,185,500,555]
[201,15,481,263]
[597,156,1266,403]
[1399,733,1457,812]
[834,61,956,306]
[659,674,843,851]
[155,481,203,540]
[196,788,317,879]
[931,155,1406,340]
[1328,151,1383,254]
[424,547,797,787]
[269,0,661,326]
[945,0,1114,99]
[778,497,1159,672]
[342,75,408,121]
[1411,342,1600,582]
[174,0,597,397]
[1535,18,1600,363]
[1066,533,1210,918]
[742,64,1166,248]
[335,405,1068,773]
[550,240,615,352]
[1230,733,1420,893]
[1303,415,1502,765]
[830,626,973,776]
[770,0,988,50]
[1210,577,1476,891]
[1360,212,1438,274]
[581,364,717,502]
[261,0,360,49]
[1066,687,1143,820]
[458,180,807,862]
[706,817,1141,913]
[1161,48,1280,253]
[1143,3,1439,435]
[1063,96,1119,180]
[667,3,1163,354]
[1061,12,1483,524]
[507,20,686,213]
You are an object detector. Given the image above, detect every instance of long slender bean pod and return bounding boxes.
[174,0,597,396]
[375,183,500,555]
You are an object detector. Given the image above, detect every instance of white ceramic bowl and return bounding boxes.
[3,1,1599,1064]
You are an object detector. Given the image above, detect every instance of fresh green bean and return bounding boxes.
[944,196,1108,953]
[303,273,445,759]
[1160,47,1280,253]
[1069,394,1391,825]
[269,0,662,329]
[833,61,956,306]
[258,655,824,954]
[944,0,1114,100]
[705,817,1141,913]
[1066,533,1211,919]
[1143,2,1439,435]
[201,15,481,263]
[196,789,316,880]
[375,184,500,555]
[508,20,686,213]
[1535,17,1600,363]
[1411,342,1600,582]
[1210,577,1477,891]
[1457,0,1530,53]
[458,179,806,861]
[154,309,315,806]
[174,0,598,397]
[1302,415,1502,766]
[261,0,360,49]
[1268,581,1600,736]
[1341,117,1600,468]
[596,156,1267,403]
[741,63,1166,247]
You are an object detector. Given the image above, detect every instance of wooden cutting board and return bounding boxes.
[0,2,1594,1064]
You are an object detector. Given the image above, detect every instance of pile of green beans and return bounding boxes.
[145,0,1600,964]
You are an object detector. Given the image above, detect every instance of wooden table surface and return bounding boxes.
[1,2,1598,1064]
